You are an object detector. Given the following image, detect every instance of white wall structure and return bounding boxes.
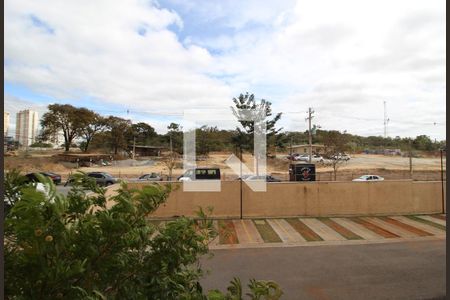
[15,109,39,148]
[4,112,10,136]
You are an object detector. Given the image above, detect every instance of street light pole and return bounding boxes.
[306,108,314,163]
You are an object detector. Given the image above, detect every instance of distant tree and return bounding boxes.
[41,104,86,152]
[78,110,107,152]
[231,93,282,157]
[323,130,350,180]
[413,135,433,151]
[106,116,132,154]
[130,122,158,145]
[162,152,180,180]
[166,122,183,154]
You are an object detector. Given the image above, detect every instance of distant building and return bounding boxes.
[15,109,39,148]
[127,145,166,157]
[4,112,10,136]
[288,144,326,155]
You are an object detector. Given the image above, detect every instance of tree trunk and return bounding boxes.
[83,138,91,153]
[64,141,70,152]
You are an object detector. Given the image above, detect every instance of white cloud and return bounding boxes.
[4,0,446,140]
[5,0,232,112]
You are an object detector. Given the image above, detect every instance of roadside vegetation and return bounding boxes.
[4,170,282,299]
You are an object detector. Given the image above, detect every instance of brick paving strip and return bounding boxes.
[331,218,384,240]
[218,220,239,244]
[242,220,264,243]
[391,216,445,236]
[233,220,261,244]
[286,218,323,241]
[406,215,446,231]
[266,219,306,243]
[360,217,419,238]
[350,217,399,238]
[378,216,433,237]
[209,220,220,246]
[252,220,282,243]
[415,215,446,227]
[318,217,363,240]
[300,218,347,241]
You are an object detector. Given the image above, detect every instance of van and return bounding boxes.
[177,168,221,181]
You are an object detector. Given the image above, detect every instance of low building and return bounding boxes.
[288,144,326,155]
[128,145,166,157]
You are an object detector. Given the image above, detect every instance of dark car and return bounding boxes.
[65,172,118,186]
[25,172,62,185]
[177,168,221,181]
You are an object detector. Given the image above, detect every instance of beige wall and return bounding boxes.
[129,180,446,218]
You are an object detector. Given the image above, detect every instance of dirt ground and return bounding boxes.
[4,151,446,182]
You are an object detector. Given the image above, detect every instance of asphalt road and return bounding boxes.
[200,240,446,300]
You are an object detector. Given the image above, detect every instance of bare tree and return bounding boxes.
[162,152,179,181]
[323,131,349,181]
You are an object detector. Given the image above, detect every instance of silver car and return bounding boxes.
[137,173,161,181]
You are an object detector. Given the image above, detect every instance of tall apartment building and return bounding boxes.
[4,112,10,137]
[15,110,39,148]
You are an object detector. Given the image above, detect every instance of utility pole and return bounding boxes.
[409,139,413,179]
[383,101,390,139]
[289,137,293,156]
[306,108,314,163]
[132,136,136,160]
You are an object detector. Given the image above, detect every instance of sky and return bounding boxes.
[4,0,446,140]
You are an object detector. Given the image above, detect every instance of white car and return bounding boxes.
[331,153,351,161]
[352,175,384,182]
[296,154,324,163]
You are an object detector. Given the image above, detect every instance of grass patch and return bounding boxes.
[406,215,446,231]
[252,219,282,243]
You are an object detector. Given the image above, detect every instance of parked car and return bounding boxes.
[245,175,282,182]
[331,153,351,161]
[286,153,300,160]
[25,172,62,185]
[352,175,384,182]
[137,173,161,181]
[65,172,118,186]
[178,168,221,181]
[296,154,324,163]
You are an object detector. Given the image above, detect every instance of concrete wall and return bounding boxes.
[129,180,446,218]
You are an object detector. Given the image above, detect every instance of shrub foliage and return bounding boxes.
[4,170,282,299]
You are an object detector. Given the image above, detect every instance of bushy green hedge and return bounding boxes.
[4,170,282,299]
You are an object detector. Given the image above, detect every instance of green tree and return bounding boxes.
[106,116,132,154]
[231,93,282,157]
[413,135,433,151]
[167,122,183,154]
[4,171,282,299]
[41,104,86,152]
[79,110,107,152]
[130,122,158,145]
